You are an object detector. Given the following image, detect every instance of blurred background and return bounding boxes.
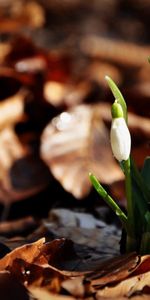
[0,0,150,221]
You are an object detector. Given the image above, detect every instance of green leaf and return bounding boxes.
[140,232,150,254]
[131,158,150,205]
[141,157,150,190]
[105,76,127,122]
[89,172,128,229]
[145,211,150,231]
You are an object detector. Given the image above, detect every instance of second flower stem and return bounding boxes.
[123,158,136,251]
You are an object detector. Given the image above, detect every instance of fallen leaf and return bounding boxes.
[96,271,150,299]
[0,238,45,270]
[85,252,140,288]
[61,277,85,297]
[80,36,150,68]
[0,127,50,204]
[0,216,37,238]
[29,286,75,300]
[0,90,25,129]
[40,104,123,198]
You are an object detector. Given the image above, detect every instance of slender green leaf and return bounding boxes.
[89,172,128,229]
[141,157,150,191]
[131,158,150,205]
[140,232,150,254]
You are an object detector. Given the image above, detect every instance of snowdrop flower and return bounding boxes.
[110,102,131,162]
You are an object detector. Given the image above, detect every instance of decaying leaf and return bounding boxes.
[40,103,123,198]
[0,237,89,297]
[86,252,140,288]
[0,237,84,275]
[96,271,150,299]
[2,236,150,299]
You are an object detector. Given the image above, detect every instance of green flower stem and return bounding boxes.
[89,173,128,229]
[122,158,137,251]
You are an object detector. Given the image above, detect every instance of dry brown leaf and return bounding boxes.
[0,87,51,206]
[96,271,150,299]
[61,277,85,297]
[40,104,123,198]
[0,237,84,275]
[0,43,11,64]
[0,237,89,295]
[80,36,150,68]
[0,90,25,129]
[0,238,45,271]
[29,286,75,300]
[0,216,36,237]
[86,252,140,288]
[41,101,150,199]
[88,254,150,299]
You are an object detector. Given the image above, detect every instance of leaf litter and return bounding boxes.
[0,1,150,299]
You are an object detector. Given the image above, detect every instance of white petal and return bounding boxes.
[110,118,131,161]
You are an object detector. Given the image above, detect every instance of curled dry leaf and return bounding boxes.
[0,87,50,204]
[0,237,82,275]
[85,252,140,288]
[40,104,123,199]
[96,271,150,299]
[0,238,46,271]
[0,126,50,204]
[0,237,88,296]
[88,254,150,299]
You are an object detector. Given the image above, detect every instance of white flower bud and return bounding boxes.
[110,117,131,161]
